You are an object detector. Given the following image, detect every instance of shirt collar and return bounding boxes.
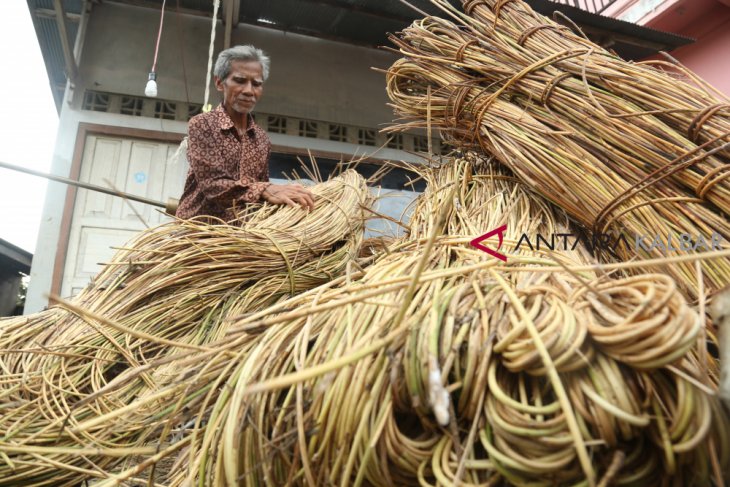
[212,104,258,134]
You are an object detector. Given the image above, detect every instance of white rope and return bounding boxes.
[169,137,188,165]
[203,0,221,112]
[172,0,218,187]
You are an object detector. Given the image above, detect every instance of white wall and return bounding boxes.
[26,2,424,313]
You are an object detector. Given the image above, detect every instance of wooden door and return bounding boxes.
[60,134,186,297]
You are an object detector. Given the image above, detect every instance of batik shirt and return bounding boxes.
[176,104,271,221]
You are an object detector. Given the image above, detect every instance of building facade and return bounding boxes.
[26,1,431,312]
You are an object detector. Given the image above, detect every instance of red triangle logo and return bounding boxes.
[470,225,508,261]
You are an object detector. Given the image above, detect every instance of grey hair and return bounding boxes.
[213,45,271,81]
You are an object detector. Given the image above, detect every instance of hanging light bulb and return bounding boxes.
[145,0,166,98]
[145,72,158,97]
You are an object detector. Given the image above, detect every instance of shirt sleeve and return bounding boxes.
[186,117,270,208]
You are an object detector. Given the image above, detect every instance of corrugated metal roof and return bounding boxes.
[237,0,461,46]
[526,0,693,59]
[28,0,81,111]
[33,0,83,11]
[233,0,691,52]
[246,2,345,32]
[176,0,215,13]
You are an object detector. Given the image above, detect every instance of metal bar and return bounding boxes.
[709,289,730,408]
[52,0,78,82]
[0,160,166,209]
[34,8,81,21]
[548,0,620,14]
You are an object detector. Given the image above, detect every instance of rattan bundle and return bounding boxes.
[0,157,724,486]
[384,0,730,301]
[0,170,371,486]
[461,0,730,167]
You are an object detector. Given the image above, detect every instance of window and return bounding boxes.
[358,129,376,146]
[299,120,318,138]
[329,124,347,142]
[413,136,429,152]
[120,96,144,116]
[386,134,403,150]
[187,104,203,119]
[82,91,109,112]
[154,101,177,120]
[267,115,287,134]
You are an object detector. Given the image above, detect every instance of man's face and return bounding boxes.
[215,60,264,116]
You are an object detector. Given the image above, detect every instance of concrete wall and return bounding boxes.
[77,2,399,127]
[26,2,424,313]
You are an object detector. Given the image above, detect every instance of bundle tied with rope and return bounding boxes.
[461,0,730,166]
[385,0,730,302]
[0,170,371,486]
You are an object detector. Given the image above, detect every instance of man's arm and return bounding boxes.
[187,117,270,207]
[258,142,316,210]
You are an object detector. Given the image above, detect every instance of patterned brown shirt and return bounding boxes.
[176,104,271,221]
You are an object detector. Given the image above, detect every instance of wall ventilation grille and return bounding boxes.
[81,90,444,153]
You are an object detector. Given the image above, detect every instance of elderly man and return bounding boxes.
[176,45,315,222]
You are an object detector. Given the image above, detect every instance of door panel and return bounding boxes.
[81,137,122,216]
[61,134,185,298]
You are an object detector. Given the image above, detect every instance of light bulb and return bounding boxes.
[145,72,158,97]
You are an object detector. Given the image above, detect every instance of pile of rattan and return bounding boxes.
[1,1,729,485]
[1,154,724,486]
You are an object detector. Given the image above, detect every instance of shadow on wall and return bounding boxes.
[0,273,27,317]
[0,239,32,316]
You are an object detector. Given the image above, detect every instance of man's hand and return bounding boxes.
[262,184,316,210]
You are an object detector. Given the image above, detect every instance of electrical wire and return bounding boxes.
[150,0,167,74]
